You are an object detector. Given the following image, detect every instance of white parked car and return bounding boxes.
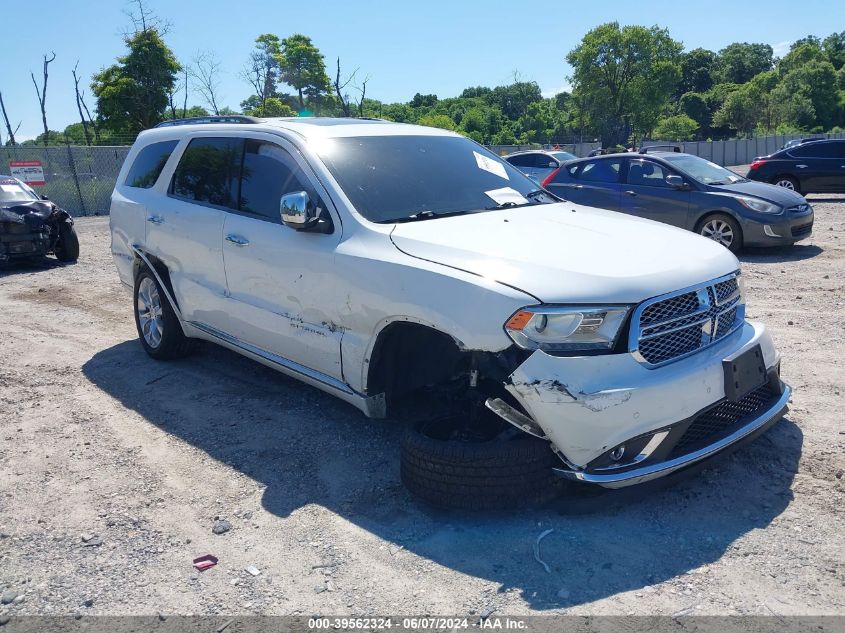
[110,116,790,509]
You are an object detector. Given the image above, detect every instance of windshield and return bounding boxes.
[663,154,744,185]
[314,135,555,223]
[0,178,39,204]
[550,151,576,162]
[0,178,38,202]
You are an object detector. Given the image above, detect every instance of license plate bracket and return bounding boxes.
[722,344,767,402]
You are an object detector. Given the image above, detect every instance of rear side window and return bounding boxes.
[505,154,535,167]
[789,142,843,158]
[170,137,243,208]
[577,158,622,183]
[239,140,309,220]
[124,140,178,188]
[627,159,671,187]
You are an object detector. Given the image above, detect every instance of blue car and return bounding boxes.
[542,151,814,252]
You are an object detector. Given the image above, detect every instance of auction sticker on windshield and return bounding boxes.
[473,151,508,180]
[485,187,528,206]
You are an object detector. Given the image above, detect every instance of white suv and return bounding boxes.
[110,116,790,509]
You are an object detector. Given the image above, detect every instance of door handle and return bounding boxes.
[796,164,808,168]
[147,215,164,224]
[625,190,637,196]
[225,235,250,246]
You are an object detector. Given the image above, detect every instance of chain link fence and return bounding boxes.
[1,145,130,217]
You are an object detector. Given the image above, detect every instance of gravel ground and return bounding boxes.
[1,192,844,618]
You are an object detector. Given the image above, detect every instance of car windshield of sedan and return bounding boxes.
[550,151,576,162]
[663,155,745,185]
[314,135,558,223]
[0,179,39,204]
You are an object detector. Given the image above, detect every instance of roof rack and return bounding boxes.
[641,145,682,154]
[154,115,260,128]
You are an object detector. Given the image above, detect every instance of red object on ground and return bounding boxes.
[192,554,218,571]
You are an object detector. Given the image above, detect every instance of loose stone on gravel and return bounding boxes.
[1,590,18,605]
[212,519,232,535]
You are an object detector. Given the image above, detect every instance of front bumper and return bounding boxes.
[505,321,788,487]
[741,208,814,247]
[0,227,52,262]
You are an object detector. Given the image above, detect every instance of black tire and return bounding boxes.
[54,221,80,262]
[695,213,743,253]
[772,175,801,194]
[133,266,193,360]
[400,419,564,510]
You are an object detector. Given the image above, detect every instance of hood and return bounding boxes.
[716,180,806,207]
[0,200,56,227]
[390,203,738,304]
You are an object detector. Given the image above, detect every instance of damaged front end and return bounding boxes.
[0,200,71,263]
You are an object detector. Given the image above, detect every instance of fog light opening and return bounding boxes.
[763,225,782,238]
[609,445,626,462]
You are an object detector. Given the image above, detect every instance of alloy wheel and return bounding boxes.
[136,277,164,348]
[700,219,735,248]
[775,179,795,190]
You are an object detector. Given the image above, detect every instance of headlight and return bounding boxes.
[505,306,630,352]
[736,196,781,214]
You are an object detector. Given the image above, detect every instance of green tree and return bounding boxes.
[91,27,180,135]
[778,42,826,75]
[243,96,295,117]
[653,114,699,141]
[242,34,283,112]
[775,60,840,129]
[713,85,762,136]
[679,92,709,131]
[716,43,773,83]
[566,22,682,146]
[485,81,542,120]
[678,48,717,94]
[417,114,455,130]
[278,34,331,109]
[822,31,845,70]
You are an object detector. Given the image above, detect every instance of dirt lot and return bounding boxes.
[1,193,844,618]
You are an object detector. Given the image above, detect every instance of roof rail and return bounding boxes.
[154,115,260,128]
[640,144,682,154]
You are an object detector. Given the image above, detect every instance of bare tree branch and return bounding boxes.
[31,51,56,146]
[0,90,17,146]
[334,57,359,118]
[182,65,189,118]
[190,51,223,115]
[355,74,371,118]
[123,0,170,36]
[72,61,92,146]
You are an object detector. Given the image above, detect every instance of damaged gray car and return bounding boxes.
[0,175,79,264]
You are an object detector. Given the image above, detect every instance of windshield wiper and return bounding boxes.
[388,209,473,224]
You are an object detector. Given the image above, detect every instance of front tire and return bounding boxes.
[696,213,742,253]
[400,417,563,510]
[133,267,192,360]
[54,221,80,262]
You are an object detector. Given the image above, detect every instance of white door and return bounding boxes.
[144,136,238,331]
[221,138,344,380]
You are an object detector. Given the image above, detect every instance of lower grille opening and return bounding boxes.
[791,223,812,238]
[667,383,779,459]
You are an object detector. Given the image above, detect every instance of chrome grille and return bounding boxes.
[631,273,745,367]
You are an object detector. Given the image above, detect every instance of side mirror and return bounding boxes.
[40,194,49,201]
[280,191,319,230]
[665,174,687,189]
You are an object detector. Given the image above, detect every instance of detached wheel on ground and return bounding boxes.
[400,416,564,510]
[696,213,742,253]
[54,221,80,262]
[133,266,193,360]
[772,175,800,194]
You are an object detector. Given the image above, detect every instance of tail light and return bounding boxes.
[541,167,561,187]
[749,159,766,171]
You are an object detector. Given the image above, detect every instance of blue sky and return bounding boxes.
[1,0,844,140]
